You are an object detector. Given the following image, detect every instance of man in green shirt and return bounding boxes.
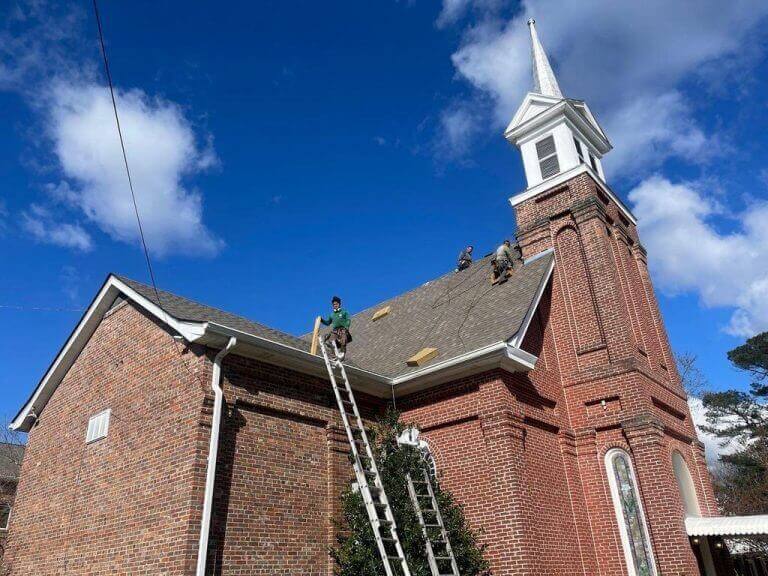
[321,296,352,361]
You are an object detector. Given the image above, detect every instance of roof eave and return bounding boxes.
[11,275,208,432]
[201,322,393,398]
[391,341,537,397]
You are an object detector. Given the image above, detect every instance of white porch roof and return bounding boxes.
[686,515,768,537]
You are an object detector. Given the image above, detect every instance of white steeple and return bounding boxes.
[505,20,612,195]
[527,18,562,99]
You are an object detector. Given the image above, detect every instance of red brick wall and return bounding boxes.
[514,171,715,575]
[205,354,373,576]
[5,302,372,576]
[4,301,212,575]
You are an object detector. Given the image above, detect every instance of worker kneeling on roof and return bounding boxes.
[494,239,515,284]
[321,296,352,361]
[456,245,473,272]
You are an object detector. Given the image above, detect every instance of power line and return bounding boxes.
[0,304,85,312]
[91,0,206,390]
[92,0,159,301]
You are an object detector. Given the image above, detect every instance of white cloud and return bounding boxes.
[629,175,768,336]
[440,0,768,176]
[436,103,484,159]
[47,83,222,257]
[688,397,736,467]
[22,204,93,252]
[1,3,222,257]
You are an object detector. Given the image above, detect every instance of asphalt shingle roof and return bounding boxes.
[116,276,311,352]
[321,253,553,377]
[115,251,553,379]
[0,443,24,480]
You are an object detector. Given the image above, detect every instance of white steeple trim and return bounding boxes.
[528,19,562,99]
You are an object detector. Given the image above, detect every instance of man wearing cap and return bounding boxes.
[321,296,352,361]
[456,245,473,272]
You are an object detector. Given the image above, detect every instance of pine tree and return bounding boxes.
[331,409,490,576]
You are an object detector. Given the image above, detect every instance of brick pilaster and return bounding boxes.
[481,409,531,575]
[622,417,700,576]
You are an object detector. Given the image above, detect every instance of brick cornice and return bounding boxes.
[481,409,526,441]
[565,357,687,402]
[621,416,665,447]
[570,196,609,226]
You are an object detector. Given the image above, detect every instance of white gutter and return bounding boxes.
[196,336,237,576]
[391,341,537,387]
[202,322,391,388]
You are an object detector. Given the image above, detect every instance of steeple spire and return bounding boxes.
[527,19,563,99]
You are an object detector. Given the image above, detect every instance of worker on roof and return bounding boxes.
[456,245,474,272]
[321,296,352,361]
[494,239,515,284]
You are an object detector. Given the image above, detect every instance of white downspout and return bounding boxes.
[196,336,237,576]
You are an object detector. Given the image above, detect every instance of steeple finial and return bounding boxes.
[527,18,563,99]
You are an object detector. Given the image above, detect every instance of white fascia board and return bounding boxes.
[572,101,608,141]
[204,322,538,398]
[506,92,562,133]
[509,163,638,226]
[11,276,206,432]
[201,322,392,397]
[506,100,611,154]
[503,345,538,370]
[391,341,538,397]
[110,277,207,342]
[510,251,555,349]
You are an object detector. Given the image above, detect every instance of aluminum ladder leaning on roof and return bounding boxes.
[319,339,412,576]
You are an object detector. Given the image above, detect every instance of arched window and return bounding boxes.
[671,451,701,517]
[605,448,657,576]
[0,503,11,530]
[418,439,438,479]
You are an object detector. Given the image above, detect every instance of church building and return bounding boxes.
[5,20,737,576]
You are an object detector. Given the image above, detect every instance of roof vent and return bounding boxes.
[372,306,391,322]
[407,347,438,367]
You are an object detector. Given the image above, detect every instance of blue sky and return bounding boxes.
[1,1,767,432]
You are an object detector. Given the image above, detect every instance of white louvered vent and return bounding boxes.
[86,409,111,443]
[536,135,560,179]
[574,137,585,163]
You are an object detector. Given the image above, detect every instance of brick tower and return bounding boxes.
[505,19,719,576]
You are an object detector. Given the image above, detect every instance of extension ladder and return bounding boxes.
[406,466,460,576]
[320,340,412,576]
